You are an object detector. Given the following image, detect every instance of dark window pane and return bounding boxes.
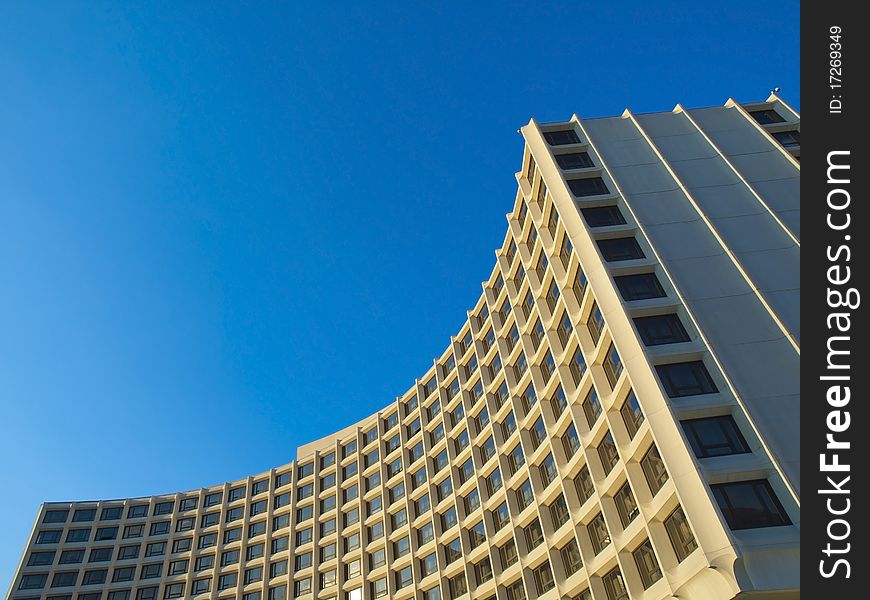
[597,237,645,262]
[711,480,791,530]
[682,415,750,458]
[772,130,800,147]
[543,129,581,145]
[555,152,594,169]
[634,314,690,346]
[568,177,610,197]
[615,273,666,301]
[656,361,718,397]
[582,205,626,227]
[749,109,785,124]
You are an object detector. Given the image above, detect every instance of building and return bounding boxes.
[7,94,800,600]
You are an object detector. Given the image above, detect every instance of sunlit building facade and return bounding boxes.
[8,94,800,600]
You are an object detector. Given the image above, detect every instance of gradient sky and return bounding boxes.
[0,1,798,587]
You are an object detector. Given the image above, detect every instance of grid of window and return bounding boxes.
[12,114,796,600]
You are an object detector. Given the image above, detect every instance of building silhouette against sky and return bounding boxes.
[8,94,800,600]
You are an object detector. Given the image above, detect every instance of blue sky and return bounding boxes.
[0,1,798,586]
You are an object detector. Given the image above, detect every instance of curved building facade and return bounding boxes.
[8,95,800,600]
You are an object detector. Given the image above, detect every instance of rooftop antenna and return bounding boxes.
[771,87,781,94]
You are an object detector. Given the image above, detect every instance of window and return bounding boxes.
[540,453,558,487]
[620,391,644,438]
[505,578,526,600]
[549,494,570,528]
[582,205,626,227]
[195,555,214,571]
[36,529,62,544]
[712,479,791,530]
[109,591,132,600]
[568,177,609,197]
[588,513,611,554]
[528,417,547,449]
[344,532,360,552]
[128,504,148,518]
[641,445,669,495]
[603,567,629,600]
[59,549,84,564]
[492,502,510,531]
[271,536,288,553]
[603,343,623,388]
[499,539,518,568]
[444,537,462,563]
[615,273,666,301]
[117,545,139,560]
[298,462,314,478]
[345,484,359,503]
[180,497,199,511]
[201,512,219,528]
[192,578,211,595]
[321,473,336,489]
[749,109,785,124]
[95,526,118,540]
[66,528,90,542]
[683,415,750,458]
[556,151,594,169]
[153,501,174,515]
[176,516,194,532]
[469,520,486,548]
[614,482,639,527]
[557,313,573,347]
[249,520,267,538]
[598,432,619,474]
[368,520,385,540]
[441,507,458,530]
[533,561,555,594]
[773,130,801,147]
[81,569,107,586]
[28,550,55,566]
[72,508,96,522]
[484,468,502,495]
[418,521,435,544]
[525,518,544,549]
[569,348,586,385]
[634,314,690,346]
[563,424,581,458]
[100,506,124,521]
[136,587,158,600]
[244,566,263,585]
[665,506,698,561]
[89,547,112,562]
[204,492,222,507]
[544,129,581,145]
[222,548,241,566]
[146,541,166,556]
[168,559,188,576]
[51,571,78,587]
[275,471,291,488]
[395,566,413,589]
[656,361,717,397]
[122,523,145,540]
[247,543,265,560]
[448,572,467,598]
[392,508,408,530]
[222,528,240,544]
[44,509,69,523]
[148,521,169,535]
[140,563,162,579]
[471,559,493,587]
[458,458,474,484]
[561,538,583,574]
[18,573,47,590]
[164,582,185,598]
[415,494,431,515]
[269,585,287,600]
[507,443,525,474]
[501,412,517,439]
[582,388,602,428]
[515,479,535,511]
[421,552,438,577]
[633,539,663,588]
[218,573,237,591]
[598,237,646,262]
[371,577,388,599]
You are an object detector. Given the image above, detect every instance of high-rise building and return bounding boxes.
[7,94,800,600]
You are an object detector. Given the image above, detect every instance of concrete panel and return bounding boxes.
[609,163,680,194]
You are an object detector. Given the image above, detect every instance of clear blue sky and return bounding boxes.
[0,0,797,586]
